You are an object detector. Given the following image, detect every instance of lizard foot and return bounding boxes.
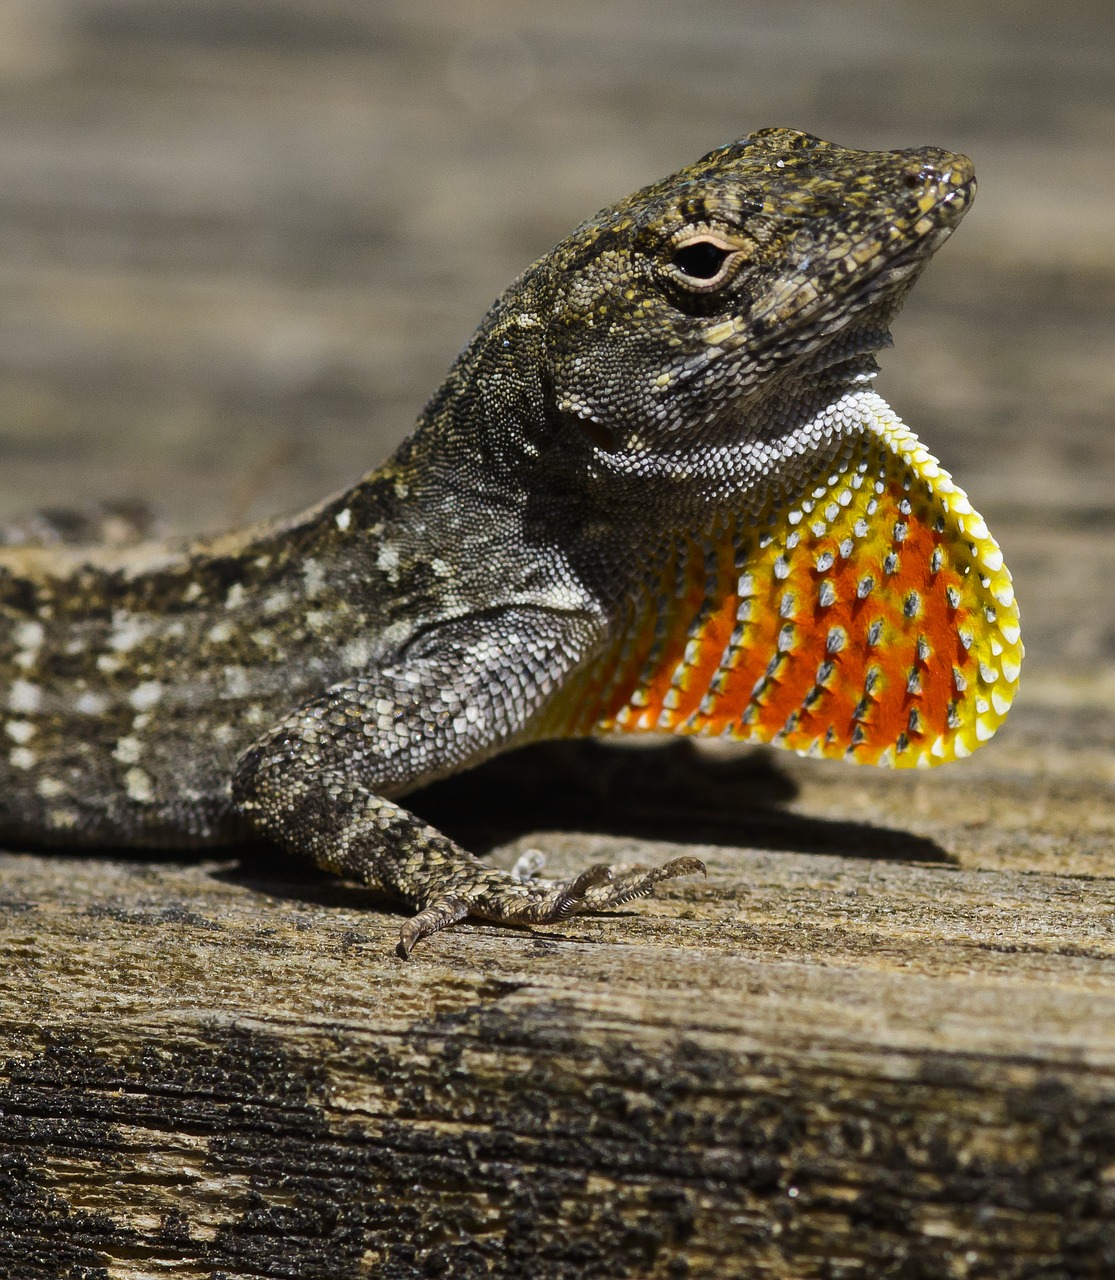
[397,855,705,957]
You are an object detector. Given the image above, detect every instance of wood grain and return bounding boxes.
[1,738,1113,1278]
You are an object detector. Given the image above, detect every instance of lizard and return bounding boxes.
[0,127,1022,956]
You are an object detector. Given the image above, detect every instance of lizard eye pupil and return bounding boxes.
[672,240,732,280]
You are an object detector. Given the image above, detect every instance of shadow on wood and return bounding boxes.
[406,740,953,863]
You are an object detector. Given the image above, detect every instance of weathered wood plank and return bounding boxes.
[1,740,1113,1277]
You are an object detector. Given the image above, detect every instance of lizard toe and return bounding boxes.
[397,894,471,958]
[578,855,707,911]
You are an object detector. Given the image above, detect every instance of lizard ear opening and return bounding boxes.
[574,417,619,452]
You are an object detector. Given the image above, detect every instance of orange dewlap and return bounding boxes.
[548,399,1022,767]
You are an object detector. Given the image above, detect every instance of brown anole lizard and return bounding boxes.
[0,128,1022,955]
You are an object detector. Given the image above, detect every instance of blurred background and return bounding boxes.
[0,0,1110,762]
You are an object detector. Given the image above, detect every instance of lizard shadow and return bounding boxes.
[225,739,951,911]
[407,740,950,862]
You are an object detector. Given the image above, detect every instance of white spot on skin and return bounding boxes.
[9,747,36,769]
[75,691,108,715]
[224,666,251,698]
[109,616,151,652]
[225,583,246,609]
[207,621,233,644]
[13,620,44,667]
[335,508,352,531]
[9,680,41,713]
[342,637,373,668]
[183,581,203,602]
[306,611,331,633]
[302,559,327,596]
[114,736,142,765]
[13,620,44,650]
[97,654,122,674]
[125,767,155,803]
[129,681,163,711]
[212,723,235,745]
[262,591,290,617]
[826,626,847,655]
[376,545,401,584]
[5,720,35,744]
[37,776,65,799]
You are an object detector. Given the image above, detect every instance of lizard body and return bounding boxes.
[0,128,1021,954]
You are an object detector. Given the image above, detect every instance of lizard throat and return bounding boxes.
[548,389,1022,768]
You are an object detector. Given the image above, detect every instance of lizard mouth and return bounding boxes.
[795,325,890,386]
[746,164,976,372]
[763,223,957,365]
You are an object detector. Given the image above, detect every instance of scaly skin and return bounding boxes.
[0,129,1021,954]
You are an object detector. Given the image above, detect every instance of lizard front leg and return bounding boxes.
[230,608,703,955]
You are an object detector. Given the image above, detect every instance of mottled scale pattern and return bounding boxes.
[557,391,1021,767]
[0,128,1018,952]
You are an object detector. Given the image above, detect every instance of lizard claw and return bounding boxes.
[397,894,471,958]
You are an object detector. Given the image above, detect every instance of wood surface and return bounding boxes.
[0,2,1112,1277]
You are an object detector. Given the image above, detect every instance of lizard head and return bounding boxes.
[543,126,975,463]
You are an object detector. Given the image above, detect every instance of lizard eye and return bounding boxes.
[665,234,743,293]
[672,241,731,279]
